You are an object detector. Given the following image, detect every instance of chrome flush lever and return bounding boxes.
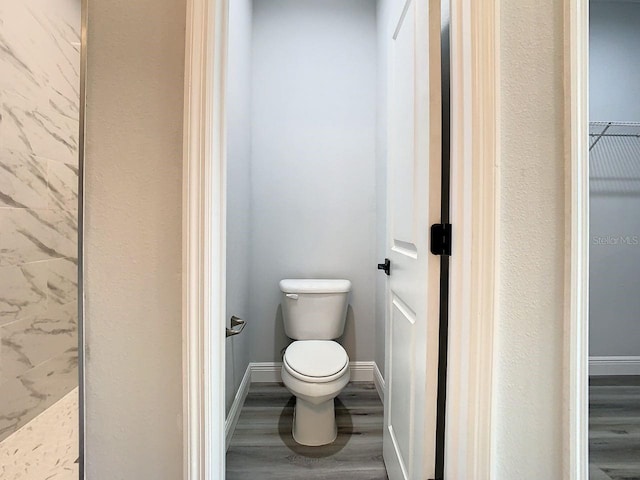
[226,315,246,337]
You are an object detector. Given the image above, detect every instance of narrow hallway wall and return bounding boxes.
[84,0,185,476]
[494,0,565,476]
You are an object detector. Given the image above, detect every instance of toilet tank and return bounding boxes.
[279,279,351,340]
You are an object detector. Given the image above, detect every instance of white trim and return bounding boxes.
[564,0,589,478]
[250,362,283,383]
[249,361,377,383]
[182,0,228,478]
[589,356,640,376]
[373,363,385,403]
[445,0,499,478]
[225,365,252,450]
[350,361,377,382]
[223,362,385,447]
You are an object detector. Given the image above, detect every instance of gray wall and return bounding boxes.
[225,0,253,415]
[375,0,391,376]
[249,0,378,363]
[84,0,185,476]
[589,0,640,357]
[0,0,79,441]
[590,0,640,122]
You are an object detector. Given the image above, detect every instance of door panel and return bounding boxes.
[388,295,416,478]
[390,2,417,250]
[383,0,442,479]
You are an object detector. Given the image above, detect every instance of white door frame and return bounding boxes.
[563,0,589,478]
[181,0,588,477]
[445,0,499,477]
[182,0,228,478]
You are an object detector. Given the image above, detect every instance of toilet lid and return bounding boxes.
[284,340,348,378]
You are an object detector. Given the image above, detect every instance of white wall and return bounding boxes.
[249,0,378,363]
[225,0,252,415]
[494,0,565,476]
[84,0,185,477]
[589,0,640,358]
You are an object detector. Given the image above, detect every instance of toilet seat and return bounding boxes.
[283,340,349,383]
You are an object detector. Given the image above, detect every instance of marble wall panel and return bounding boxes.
[0,0,80,441]
[45,209,78,259]
[0,0,80,166]
[0,348,77,442]
[47,160,79,213]
[1,91,79,165]
[0,150,48,209]
[1,307,76,382]
[0,208,63,266]
[0,263,48,327]
[46,258,77,306]
[0,150,78,213]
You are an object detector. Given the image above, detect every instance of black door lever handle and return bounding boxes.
[377,258,390,276]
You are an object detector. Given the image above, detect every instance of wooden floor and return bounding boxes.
[226,382,388,480]
[590,376,640,480]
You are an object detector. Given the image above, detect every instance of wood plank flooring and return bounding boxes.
[226,382,388,480]
[590,376,640,480]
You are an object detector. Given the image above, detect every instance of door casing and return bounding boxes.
[180,0,589,478]
[563,0,590,477]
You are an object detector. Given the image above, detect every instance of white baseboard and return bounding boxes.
[226,361,383,445]
[225,364,251,450]
[349,361,376,382]
[590,356,640,376]
[373,363,385,403]
[249,361,377,383]
[250,362,283,382]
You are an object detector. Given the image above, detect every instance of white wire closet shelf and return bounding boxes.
[589,121,640,195]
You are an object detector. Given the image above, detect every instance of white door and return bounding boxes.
[383,0,442,479]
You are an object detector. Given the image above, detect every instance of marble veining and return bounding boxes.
[0,387,78,479]
[0,207,75,267]
[0,0,80,444]
[0,0,80,165]
[0,263,48,327]
[1,302,76,381]
[0,150,48,210]
[0,349,77,441]
[47,160,79,213]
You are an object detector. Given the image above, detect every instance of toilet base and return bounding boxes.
[292,397,337,446]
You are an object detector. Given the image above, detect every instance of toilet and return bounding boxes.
[279,278,352,446]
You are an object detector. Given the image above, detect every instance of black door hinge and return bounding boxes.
[430,223,452,256]
[377,258,391,276]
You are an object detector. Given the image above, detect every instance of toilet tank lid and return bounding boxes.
[279,279,351,294]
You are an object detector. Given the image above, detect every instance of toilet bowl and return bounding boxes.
[281,340,350,446]
[278,279,352,446]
